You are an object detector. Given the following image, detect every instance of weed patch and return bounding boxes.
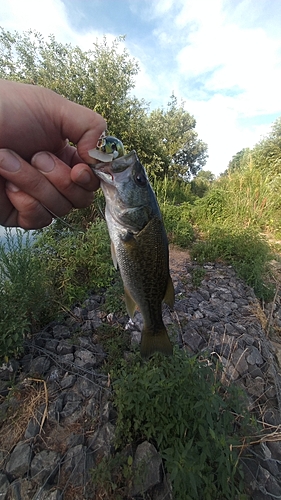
[110,349,250,500]
[96,323,132,372]
[191,227,274,300]
[162,202,194,247]
[0,229,53,359]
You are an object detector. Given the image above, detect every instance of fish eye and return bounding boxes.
[135,172,147,187]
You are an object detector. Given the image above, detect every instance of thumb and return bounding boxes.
[59,99,106,163]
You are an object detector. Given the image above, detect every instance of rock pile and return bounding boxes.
[1,251,281,499]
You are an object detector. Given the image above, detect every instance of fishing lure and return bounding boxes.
[88,135,125,162]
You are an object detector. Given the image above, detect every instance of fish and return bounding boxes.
[90,150,175,358]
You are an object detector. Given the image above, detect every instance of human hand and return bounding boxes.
[0,79,106,229]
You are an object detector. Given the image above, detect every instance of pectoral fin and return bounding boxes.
[111,241,118,269]
[164,275,175,309]
[124,287,137,319]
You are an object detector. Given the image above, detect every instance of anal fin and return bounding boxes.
[124,287,137,319]
[111,241,118,269]
[164,275,175,309]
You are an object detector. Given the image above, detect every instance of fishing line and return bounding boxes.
[41,204,84,233]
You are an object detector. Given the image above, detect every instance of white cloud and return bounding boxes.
[1,0,70,39]
[0,0,111,52]
[184,94,271,174]
[162,0,281,173]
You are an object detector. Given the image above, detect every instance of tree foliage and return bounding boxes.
[252,117,281,174]
[0,27,207,179]
[146,95,208,178]
[190,170,215,197]
[225,148,252,174]
[224,116,281,177]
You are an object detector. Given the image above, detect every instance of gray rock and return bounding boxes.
[47,367,60,383]
[59,353,74,365]
[246,346,264,366]
[24,410,42,439]
[75,377,99,398]
[0,360,19,381]
[29,357,51,376]
[248,364,263,378]
[6,478,37,500]
[197,288,210,300]
[60,445,92,486]
[65,433,84,448]
[60,391,83,419]
[267,440,281,460]
[48,395,65,423]
[182,328,204,352]
[193,309,204,319]
[131,331,141,345]
[6,442,33,478]
[44,339,59,352]
[57,339,74,355]
[34,488,62,500]
[30,450,61,484]
[246,376,265,396]
[74,349,97,368]
[0,473,9,497]
[53,325,70,339]
[88,423,115,461]
[87,309,103,328]
[131,441,162,496]
[0,380,10,397]
[231,347,248,375]
[203,310,221,322]
[257,465,281,497]
[60,374,76,390]
[85,398,99,417]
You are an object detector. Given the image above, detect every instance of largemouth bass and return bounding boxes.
[91,150,175,358]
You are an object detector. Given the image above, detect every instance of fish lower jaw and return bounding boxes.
[97,172,114,183]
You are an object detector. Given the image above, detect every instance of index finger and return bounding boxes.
[59,101,106,163]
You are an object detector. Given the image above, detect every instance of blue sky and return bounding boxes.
[1,0,281,175]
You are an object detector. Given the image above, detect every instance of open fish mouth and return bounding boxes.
[91,161,113,179]
[89,151,139,184]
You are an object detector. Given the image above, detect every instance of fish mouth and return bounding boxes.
[89,150,138,178]
[89,161,114,183]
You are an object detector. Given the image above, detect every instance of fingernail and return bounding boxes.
[33,152,55,172]
[0,150,21,172]
[6,181,20,192]
[77,169,91,185]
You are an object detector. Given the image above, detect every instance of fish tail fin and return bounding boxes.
[140,326,173,358]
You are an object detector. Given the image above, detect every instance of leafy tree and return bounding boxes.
[252,116,281,174]
[0,28,139,117]
[191,170,215,197]
[147,95,208,179]
[224,148,252,174]
[0,28,207,181]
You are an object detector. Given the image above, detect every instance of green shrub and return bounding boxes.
[192,188,227,226]
[191,227,274,300]
[91,451,134,499]
[161,202,194,247]
[193,165,281,235]
[35,219,114,306]
[152,175,196,205]
[0,229,53,359]
[112,349,248,500]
